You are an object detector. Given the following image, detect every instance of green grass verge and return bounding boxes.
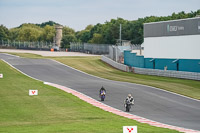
[3,52,200,100]
[0,59,179,132]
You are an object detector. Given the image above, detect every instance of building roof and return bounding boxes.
[144,17,200,25]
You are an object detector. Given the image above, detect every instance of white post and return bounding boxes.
[115,46,117,62]
[119,24,122,45]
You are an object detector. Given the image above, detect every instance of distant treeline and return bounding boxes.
[0,10,200,48]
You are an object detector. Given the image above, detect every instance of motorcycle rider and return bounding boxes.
[124,94,134,111]
[99,86,106,101]
[99,86,106,95]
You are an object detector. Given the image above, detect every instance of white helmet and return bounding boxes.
[128,94,132,97]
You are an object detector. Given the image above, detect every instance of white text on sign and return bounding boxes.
[29,90,38,96]
[123,126,137,133]
[0,74,3,78]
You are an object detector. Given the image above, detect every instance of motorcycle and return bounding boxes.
[100,91,106,101]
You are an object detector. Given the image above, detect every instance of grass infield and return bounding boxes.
[0,59,180,132]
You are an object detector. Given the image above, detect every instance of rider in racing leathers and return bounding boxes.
[124,94,134,107]
[99,86,106,96]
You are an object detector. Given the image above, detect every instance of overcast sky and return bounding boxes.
[0,0,199,31]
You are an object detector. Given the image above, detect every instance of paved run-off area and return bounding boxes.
[0,49,97,57]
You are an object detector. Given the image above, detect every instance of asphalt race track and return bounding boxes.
[1,53,200,130]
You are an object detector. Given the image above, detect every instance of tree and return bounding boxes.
[62,26,75,35]
[42,25,55,42]
[61,26,77,48]
[9,28,20,41]
[0,25,9,40]
[36,21,58,28]
[18,27,43,41]
[76,30,91,43]
[61,34,77,48]
[85,24,93,30]
[89,33,104,44]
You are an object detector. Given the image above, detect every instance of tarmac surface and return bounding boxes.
[1,53,200,131]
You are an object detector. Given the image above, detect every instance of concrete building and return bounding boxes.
[124,17,200,73]
[143,17,200,59]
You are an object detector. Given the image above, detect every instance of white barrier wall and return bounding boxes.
[101,55,200,80]
[101,55,130,72]
[144,35,200,59]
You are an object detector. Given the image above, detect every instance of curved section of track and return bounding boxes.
[1,53,200,131]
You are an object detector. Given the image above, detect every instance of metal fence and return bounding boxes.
[0,40,54,50]
[70,42,84,52]
[70,42,111,55]
[108,45,132,63]
[108,45,143,63]
[130,44,144,50]
[101,55,200,81]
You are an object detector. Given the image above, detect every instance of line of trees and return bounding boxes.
[76,10,200,45]
[0,10,200,48]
